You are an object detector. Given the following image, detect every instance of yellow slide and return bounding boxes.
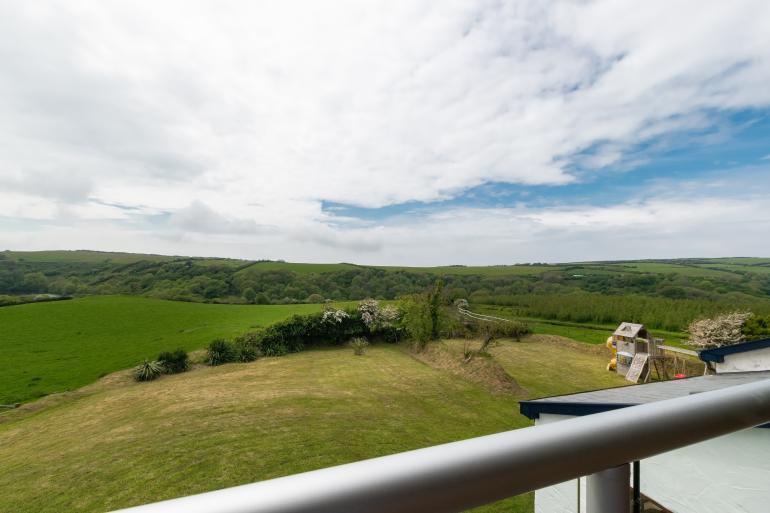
[606,336,617,372]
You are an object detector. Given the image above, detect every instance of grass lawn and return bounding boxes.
[0,296,329,404]
[490,336,628,398]
[0,337,626,513]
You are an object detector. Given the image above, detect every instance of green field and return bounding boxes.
[238,261,361,274]
[2,250,178,264]
[0,337,626,513]
[375,264,565,276]
[0,296,329,404]
[475,304,688,346]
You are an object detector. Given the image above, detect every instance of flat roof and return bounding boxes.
[699,337,770,363]
[520,371,770,425]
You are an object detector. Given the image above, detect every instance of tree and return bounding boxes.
[399,294,432,348]
[22,272,48,293]
[743,314,770,341]
[687,311,753,348]
[242,287,257,303]
[428,280,444,340]
[398,281,447,349]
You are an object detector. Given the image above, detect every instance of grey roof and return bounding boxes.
[520,371,770,421]
[612,322,644,338]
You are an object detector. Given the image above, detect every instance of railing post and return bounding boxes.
[587,464,630,513]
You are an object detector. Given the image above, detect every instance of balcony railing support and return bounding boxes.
[587,464,630,513]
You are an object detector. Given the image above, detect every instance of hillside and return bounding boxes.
[0,296,330,404]
[3,251,770,306]
[0,338,626,513]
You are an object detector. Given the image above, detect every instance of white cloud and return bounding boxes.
[1,0,769,262]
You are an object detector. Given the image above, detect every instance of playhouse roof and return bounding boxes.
[520,371,770,423]
[612,322,645,338]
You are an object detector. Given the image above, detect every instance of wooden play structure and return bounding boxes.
[607,322,667,383]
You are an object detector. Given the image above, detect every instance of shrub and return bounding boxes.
[157,348,189,374]
[688,311,752,348]
[233,332,263,362]
[399,294,433,349]
[207,339,236,365]
[493,319,531,341]
[350,337,369,355]
[134,360,163,381]
[242,287,257,303]
[743,314,770,341]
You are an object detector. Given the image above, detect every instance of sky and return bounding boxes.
[1,0,769,265]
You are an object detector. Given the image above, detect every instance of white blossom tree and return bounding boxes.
[687,311,752,348]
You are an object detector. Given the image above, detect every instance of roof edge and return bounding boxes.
[519,401,631,420]
[519,400,770,429]
[699,337,770,363]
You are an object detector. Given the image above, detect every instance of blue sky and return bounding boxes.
[1,1,769,265]
[323,109,770,222]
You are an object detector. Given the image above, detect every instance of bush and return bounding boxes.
[744,314,770,341]
[207,339,236,365]
[157,348,189,374]
[493,320,531,341]
[399,295,431,347]
[242,287,257,303]
[350,337,369,355]
[134,360,163,381]
[688,311,752,348]
[233,332,263,362]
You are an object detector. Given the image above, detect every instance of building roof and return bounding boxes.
[699,338,770,363]
[613,322,645,338]
[520,371,770,426]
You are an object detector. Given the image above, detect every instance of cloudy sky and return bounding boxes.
[1,0,769,265]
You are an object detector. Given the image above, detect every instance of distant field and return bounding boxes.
[375,264,565,276]
[0,338,626,513]
[238,261,361,274]
[2,250,178,264]
[474,304,688,346]
[0,296,327,404]
[2,250,251,267]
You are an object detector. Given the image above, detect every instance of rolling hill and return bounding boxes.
[0,338,626,513]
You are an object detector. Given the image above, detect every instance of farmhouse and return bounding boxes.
[521,371,770,513]
[699,337,770,374]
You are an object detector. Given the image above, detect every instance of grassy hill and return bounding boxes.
[0,337,626,513]
[0,296,330,404]
[3,250,179,264]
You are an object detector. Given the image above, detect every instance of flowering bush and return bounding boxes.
[322,308,349,323]
[358,299,401,330]
[687,311,752,348]
[358,299,380,329]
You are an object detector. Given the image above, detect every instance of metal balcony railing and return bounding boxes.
[111,379,770,513]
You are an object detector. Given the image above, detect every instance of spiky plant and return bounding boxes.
[349,337,369,356]
[158,348,189,374]
[134,359,163,382]
[207,338,235,366]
